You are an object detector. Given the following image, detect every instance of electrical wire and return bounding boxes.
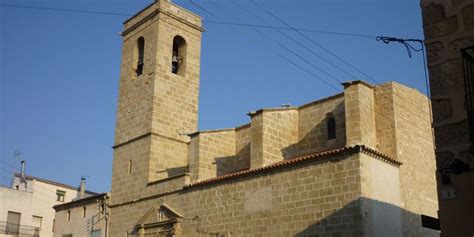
[189,0,342,91]
[1,2,437,151]
[249,0,381,85]
[228,0,349,81]
[241,1,433,128]
[0,3,379,39]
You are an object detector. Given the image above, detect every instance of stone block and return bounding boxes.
[422,3,446,26]
[432,99,453,122]
[462,4,474,30]
[424,16,458,38]
[435,119,470,147]
[429,59,464,96]
[426,41,444,63]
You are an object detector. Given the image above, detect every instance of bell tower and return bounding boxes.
[110,0,203,205]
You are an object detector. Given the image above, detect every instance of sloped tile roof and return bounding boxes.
[184,145,401,189]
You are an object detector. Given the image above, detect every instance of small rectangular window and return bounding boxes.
[128,160,132,175]
[6,211,21,234]
[32,215,42,235]
[56,190,66,202]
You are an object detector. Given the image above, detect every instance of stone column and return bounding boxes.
[343,80,377,148]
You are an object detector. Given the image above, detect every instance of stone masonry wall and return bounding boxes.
[344,82,377,148]
[111,136,152,206]
[250,109,299,168]
[114,15,158,146]
[151,12,202,142]
[110,0,203,209]
[188,130,236,181]
[374,84,398,158]
[297,94,346,155]
[109,152,367,237]
[389,82,438,236]
[234,124,252,171]
[422,0,474,166]
[421,1,474,235]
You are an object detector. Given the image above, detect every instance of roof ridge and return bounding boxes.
[14,173,98,195]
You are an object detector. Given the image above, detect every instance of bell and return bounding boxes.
[172,52,179,74]
[172,54,179,64]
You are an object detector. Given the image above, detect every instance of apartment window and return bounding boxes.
[56,190,65,202]
[136,37,145,76]
[171,35,186,75]
[6,211,21,234]
[66,210,71,221]
[327,114,336,140]
[32,215,42,236]
[83,207,86,218]
[462,46,474,140]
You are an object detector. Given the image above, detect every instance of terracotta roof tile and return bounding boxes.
[184,145,401,189]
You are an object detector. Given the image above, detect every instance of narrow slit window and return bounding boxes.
[83,207,86,218]
[66,210,71,221]
[136,37,145,76]
[327,115,336,140]
[171,35,186,75]
[128,160,132,175]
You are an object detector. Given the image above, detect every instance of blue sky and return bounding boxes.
[1,0,426,192]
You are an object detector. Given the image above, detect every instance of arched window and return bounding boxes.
[136,37,145,76]
[171,35,186,75]
[327,114,336,140]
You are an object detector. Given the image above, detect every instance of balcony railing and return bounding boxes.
[0,221,40,237]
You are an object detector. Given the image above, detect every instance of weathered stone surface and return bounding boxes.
[429,59,464,95]
[436,151,455,167]
[422,0,474,236]
[423,3,446,26]
[435,119,470,147]
[453,0,470,6]
[424,16,458,38]
[449,37,474,55]
[108,1,440,236]
[462,4,474,30]
[432,99,453,122]
[426,41,444,63]
[460,149,474,167]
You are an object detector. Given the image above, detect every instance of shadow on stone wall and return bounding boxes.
[295,197,439,237]
[210,103,345,177]
[215,143,251,176]
[164,166,189,177]
[282,103,345,160]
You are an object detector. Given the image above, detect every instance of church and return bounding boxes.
[108,1,439,236]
